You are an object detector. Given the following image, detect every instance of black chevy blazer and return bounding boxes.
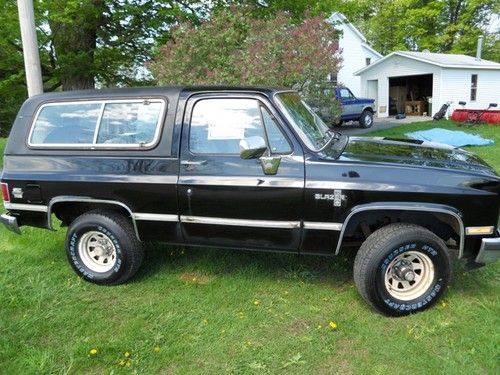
[1,86,499,316]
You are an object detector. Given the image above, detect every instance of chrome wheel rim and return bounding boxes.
[384,251,434,301]
[78,231,117,273]
[364,114,372,126]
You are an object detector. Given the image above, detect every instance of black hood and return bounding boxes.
[336,137,497,176]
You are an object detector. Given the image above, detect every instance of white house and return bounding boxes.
[327,12,382,97]
[355,51,500,118]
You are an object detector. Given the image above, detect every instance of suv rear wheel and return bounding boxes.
[353,223,451,316]
[66,210,144,285]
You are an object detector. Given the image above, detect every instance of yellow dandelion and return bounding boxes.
[124,351,130,358]
[329,321,338,330]
[441,301,447,308]
[119,360,127,367]
[89,348,98,356]
[154,346,161,353]
[253,299,261,305]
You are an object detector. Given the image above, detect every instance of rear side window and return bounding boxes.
[29,99,166,148]
[30,103,101,145]
[97,102,163,145]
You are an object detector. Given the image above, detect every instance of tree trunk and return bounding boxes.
[48,0,105,90]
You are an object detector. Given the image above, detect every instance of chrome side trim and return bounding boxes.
[303,222,343,231]
[178,176,304,188]
[4,203,48,212]
[134,213,178,222]
[180,215,301,229]
[335,204,466,258]
[47,196,141,240]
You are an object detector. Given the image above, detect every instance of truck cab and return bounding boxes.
[1,86,499,316]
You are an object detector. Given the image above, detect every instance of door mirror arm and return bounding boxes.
[239,136,281,175]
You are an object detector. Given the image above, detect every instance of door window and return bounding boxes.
[189,98,291,154]
[339,88,354,100]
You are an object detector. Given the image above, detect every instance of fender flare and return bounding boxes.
[47,196,141,240]
[335,202,465,258]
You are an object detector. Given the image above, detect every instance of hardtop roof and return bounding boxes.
[25,85,289,103]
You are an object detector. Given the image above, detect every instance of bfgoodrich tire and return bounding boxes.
[66,210,144,285]
[354,223,451,316]
[359,110,374,128]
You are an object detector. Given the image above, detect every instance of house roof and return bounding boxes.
[355,51,500,75]
[327,12,383,58]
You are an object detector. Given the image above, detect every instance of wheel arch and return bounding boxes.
[48,196,141,240]
[336,202,465,257]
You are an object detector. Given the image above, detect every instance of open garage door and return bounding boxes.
[389,74,433,116]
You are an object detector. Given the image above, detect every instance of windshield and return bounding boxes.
[275,91,332,151]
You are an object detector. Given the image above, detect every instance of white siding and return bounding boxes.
[358,56,441,117]
[439,69,500,112]
[330,14,381,97]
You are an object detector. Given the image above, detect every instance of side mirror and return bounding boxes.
[458,101,466,106]
[239,136,268,160]
[489,103,497,108]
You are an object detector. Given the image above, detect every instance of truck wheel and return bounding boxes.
[359,110,373,128]
[65,210,144,285]
[353,223,451,316]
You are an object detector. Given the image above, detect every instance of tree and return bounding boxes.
[151,6,342,120]
[0,0,208,135]
[40,0,210,90]
[355,0,499,61]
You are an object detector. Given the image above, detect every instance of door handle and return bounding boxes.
[181,160,207,166]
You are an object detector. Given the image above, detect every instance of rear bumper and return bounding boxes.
[0,213,21,235]
[475,231,500,264]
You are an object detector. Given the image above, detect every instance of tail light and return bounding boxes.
[1,183,10,203]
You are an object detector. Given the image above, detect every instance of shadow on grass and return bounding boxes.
[134,242,356,287]
[133,241,497,296]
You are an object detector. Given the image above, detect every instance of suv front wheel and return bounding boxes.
[66,210,144,285]
[359,110,374,128]
[354,223,451,316]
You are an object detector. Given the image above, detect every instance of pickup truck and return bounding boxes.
[335,87,376,128]
[1,86,499,316]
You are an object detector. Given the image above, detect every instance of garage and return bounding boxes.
[389,74,432,116]
[355,51,500,118]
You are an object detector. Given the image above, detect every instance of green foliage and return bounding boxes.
[151,7,342,121]
[355,0,499,60]
[0,0,27,136]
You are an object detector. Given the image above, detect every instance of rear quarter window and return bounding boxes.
[30,103,101,145]
[28,99,166,148]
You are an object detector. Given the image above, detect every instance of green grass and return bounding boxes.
[0,121,499,374]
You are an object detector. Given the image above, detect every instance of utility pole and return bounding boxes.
[17,0,43,97]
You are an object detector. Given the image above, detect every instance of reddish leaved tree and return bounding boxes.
[151,7,342,120]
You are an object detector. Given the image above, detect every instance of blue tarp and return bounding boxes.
[405,128,494,147]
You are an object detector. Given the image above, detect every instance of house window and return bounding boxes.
[366,57,371,66]
[470,74,478,101]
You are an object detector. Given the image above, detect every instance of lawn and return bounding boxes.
[0,120,499,374]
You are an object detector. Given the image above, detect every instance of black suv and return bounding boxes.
[1,87,499,316]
